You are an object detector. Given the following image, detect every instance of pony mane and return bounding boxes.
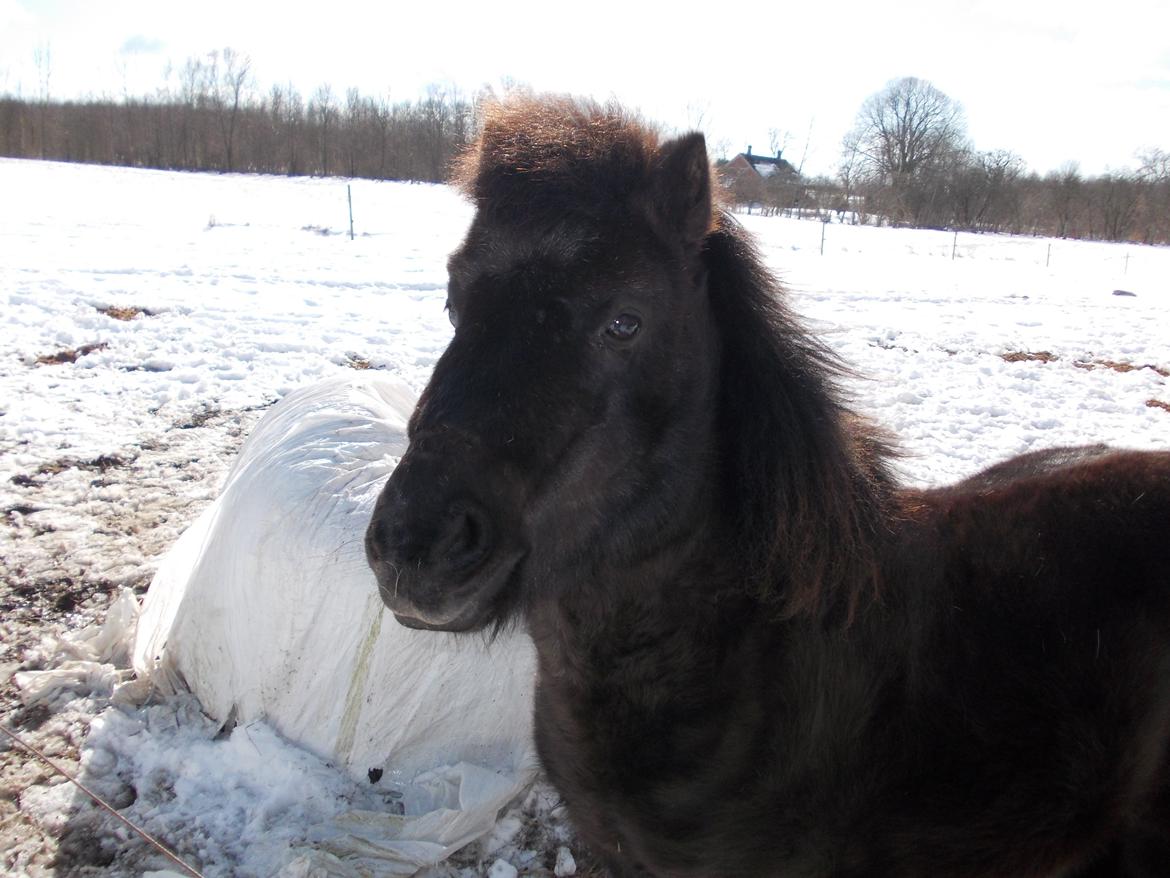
[452,96,666,229]
[705,220,897,618]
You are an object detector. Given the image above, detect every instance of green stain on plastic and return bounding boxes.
[336,595,384,761]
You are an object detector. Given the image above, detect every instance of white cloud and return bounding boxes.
[120,34,165,55]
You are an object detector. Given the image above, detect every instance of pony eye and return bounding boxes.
[606,313,641,341]
[446,302,459,329]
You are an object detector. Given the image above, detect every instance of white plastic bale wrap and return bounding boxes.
[132,373,538,872]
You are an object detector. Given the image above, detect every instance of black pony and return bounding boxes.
[366,97,1170,877]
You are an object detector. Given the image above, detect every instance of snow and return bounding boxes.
[1,159,462,476]
[553,847,577,876]
[1,157,1168,877]
[750,161,782,178]
[738,213,1169,484]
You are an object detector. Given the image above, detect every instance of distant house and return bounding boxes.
[725,146,798,183]
[718,146,799,213]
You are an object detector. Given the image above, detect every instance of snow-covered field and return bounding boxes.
[1,157,1167,877]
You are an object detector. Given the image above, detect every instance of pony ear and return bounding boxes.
[649,132,713,248]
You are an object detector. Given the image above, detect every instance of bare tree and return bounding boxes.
[763,165,802,217]
[418,84,453,180]
[1137,147,1170,183]
[1136,148,1170,243]
[950,149,1025,231]
[684,100,710,134]
[34,43,50,159]
[768,127,791,160]
[845,77,968,225]
[282,84,305,176]
[311,84,336,176]
[1088,172,1141,241]
[1044,163,1083,238]
[852,77,966,178]
[795,117,814,177]
[343,87,363,177]
[174,56,207,168]
[215,48,252,172]
[838,132,865,222]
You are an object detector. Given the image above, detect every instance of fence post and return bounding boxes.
[348,184,355,241]
[820,219,827,256]
[1046,242,1051,268]
[952,229,958,261]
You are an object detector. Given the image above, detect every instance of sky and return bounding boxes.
[2,0,1169,178]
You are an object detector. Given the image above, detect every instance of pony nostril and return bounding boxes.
[439,501,493,573]
[364,516,387,566]
[455,511,480,555]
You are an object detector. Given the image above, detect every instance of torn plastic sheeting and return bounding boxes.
[14,659,132,706]
[310,763,524,871]
[13,587,140,705]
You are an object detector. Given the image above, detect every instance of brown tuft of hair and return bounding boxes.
[452,96,691,231]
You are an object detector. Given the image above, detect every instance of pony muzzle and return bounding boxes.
[365,456,523,631]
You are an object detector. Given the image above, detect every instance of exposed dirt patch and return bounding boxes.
[346,353,373,370]
[172,401,272,432]
[0,574,122,619]
[1074,359,1170,378]
[35,343,109,366]
[96,306,155,321]
[1000,350,1057,364]
[175,407,221,430]
[1147,399,1170,413]
[10,454,133,489]
[996,353,1168,375]
[0,405,269,877]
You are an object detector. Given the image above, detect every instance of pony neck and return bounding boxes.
[526,523,744,690]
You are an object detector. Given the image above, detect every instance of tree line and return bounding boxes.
[721,77,1170,246]
[3,59,1167,244]
[0,49,476,182]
